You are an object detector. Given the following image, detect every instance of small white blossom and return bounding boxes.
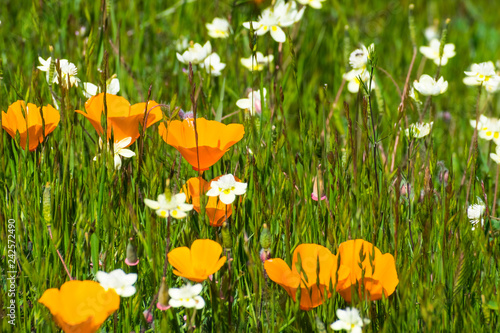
[490,145,500,164]
[206,18,231,39]
[96,269,137,297]
[424,25,439,41]
[83,76,120,99]
[242,0,304,43]
[176,41,212,65]
[206,174,247,204]
[348,44,374,70]
[297,0,326,9]
[93,137,136,170]
[175,36,189,52]
[331,307,370,333]
[240,52,274,71]
[470,115,500,143]
[419,39,456,66]
[38,56,81,88]
[343,69,375,94]
[464,62,500,86]
[168,283,205,309]
[405,122,433,139]
[468,203,485,231]
[236,88,266,116]
[413,74,448,96]
[144,192,193,219]
[200,53,226,76]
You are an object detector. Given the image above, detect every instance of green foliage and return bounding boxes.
[2,0,500,332]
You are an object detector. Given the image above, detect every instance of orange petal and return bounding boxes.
[292,244,334,287]
[168,246,194,278]
[190,239,225,279]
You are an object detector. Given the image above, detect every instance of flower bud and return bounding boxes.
[221,222,233,249]
[157,278,170,311]
[125,238,139,266]
[259,248,271,263]
[260,223,272,250]
[143,309,153,323]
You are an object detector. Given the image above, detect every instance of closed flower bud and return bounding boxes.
[157,278,171,311]
[260,223,272,250]
[221,222,233,249]
[125,238,139,266]
[259,248,271,263]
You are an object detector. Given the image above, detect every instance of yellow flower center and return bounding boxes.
[160,211,167,218]
[223,189,231,195]
[271,26,277,31]
[172,210,178,217]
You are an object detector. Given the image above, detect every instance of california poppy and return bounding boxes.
[332,239,399,302]
[168,239,226,282]
[182,176,233,227]
[38,280,120,333]
[76,93,161,146]
[159,117,244,171]
[264,244,336,310]
[2,100,60,151]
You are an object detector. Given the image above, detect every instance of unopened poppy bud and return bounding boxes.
[221,222,233,249]
[143,309,153,323]
[260,223,271,250]
[125,238,139,266]
[259,248,271,263]
[43,182,52,226]
[157,278,170,311]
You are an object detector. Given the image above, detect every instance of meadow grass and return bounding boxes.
[2,0,500,331]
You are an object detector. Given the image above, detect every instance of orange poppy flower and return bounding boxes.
[332,239,399,302]
[264,244,336,310]
[38,280,120,333]
[182,176,233,227]
[1,100,60,151]
[168,239,227,282]
[76,93,161,146]
[159,117,244,171]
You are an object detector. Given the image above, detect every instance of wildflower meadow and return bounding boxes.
[2,0,500,332]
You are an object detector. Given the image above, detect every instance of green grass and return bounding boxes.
[2,0,500,331]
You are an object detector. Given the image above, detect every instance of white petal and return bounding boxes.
[236,98,252,109]
[114,154,122,169]
[220,192,236,204]
[108,78,120,95]
[330,320,350,330]
[118,149,136,158]
[194,295,205,309]
[115,137,132,149]
[270,26,286,43]
[232,182,247,195]
[170,209,187,219]
[119,286,137,297]
[191,284,203,295]
[144,199,161,210]
[206,187,221,197]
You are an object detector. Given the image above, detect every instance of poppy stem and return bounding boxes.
[162,216,172,278]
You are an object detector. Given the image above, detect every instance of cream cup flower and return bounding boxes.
[348,44,374,70]
[467,203,485,231]
[464,62,499,85]
[144,192,193,219]
[93,137,136,170]
[243,11,285,43]
[297,0,326,9]
[240,52,274,71]
[168,283,205,309]
[424,25,439,41]
[199,53,226,76]
[96,269,137,297]
[413,74,448,96]
[206,174,247,204]
[206,18,230,39]
[484,79,500,94]
[470,115,500,143]
[83,77,120,99]
[176,41,212,65]
[273,0,305,26]
[236,88,267,116]
[343,69,375,94]
[419,39,455,66]
[331,307,370,333]
[405,122,433,139]
[38,56,81,87]
[490,145,500,164]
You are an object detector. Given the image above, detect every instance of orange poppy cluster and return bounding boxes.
[2,101,60,151]
[264,239,399,310]
[168,239,227,282]
[38,280,120,333]
[159,117,245,171]
[76,93,161,146]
